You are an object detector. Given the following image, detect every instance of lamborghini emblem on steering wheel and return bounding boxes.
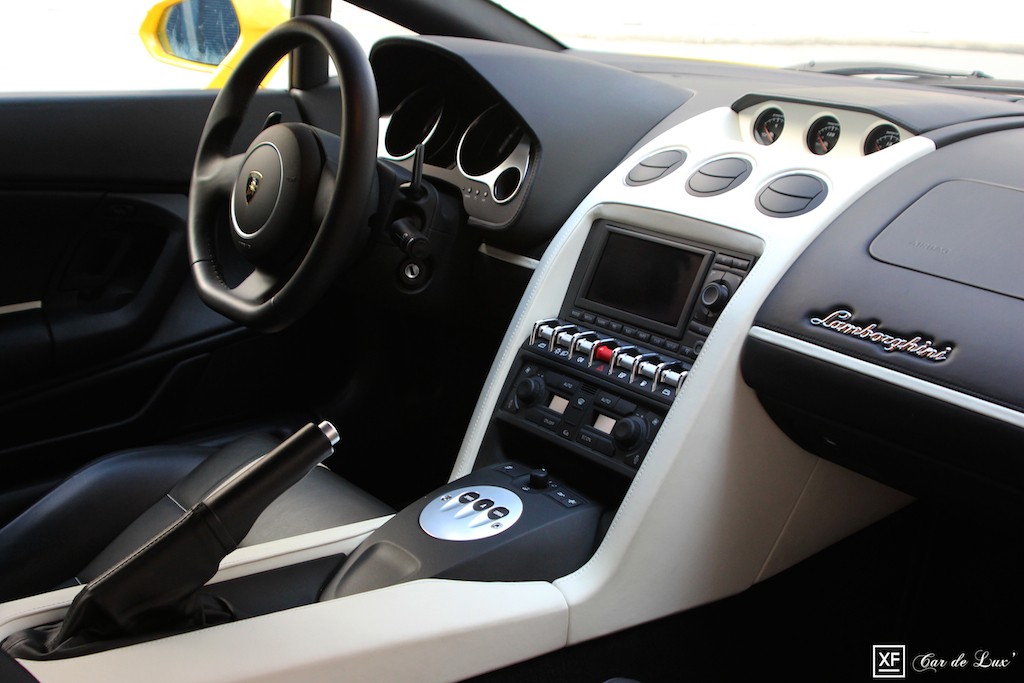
[245,170,263,204]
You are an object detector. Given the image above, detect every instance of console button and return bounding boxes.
[595,391,619,411]
[577,428,615,456]
[548,488,586,508]
[495,463,528,478]
[689,321,713,337]
[546,372,580,394]
[472,498,495,511]
[610,367,631,383]
[458,492,481,504]
[594,344,616,363]
[612,398,637,416]
[527,408,560,431]
[562,407,584,426]
[488,507,510,520]
[625,452,646,469]
[634,377,654,392]
[639,361,660,380]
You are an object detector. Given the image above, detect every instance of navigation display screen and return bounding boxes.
[582,229,707,329]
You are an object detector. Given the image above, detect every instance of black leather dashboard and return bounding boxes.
[742,125,1024,507]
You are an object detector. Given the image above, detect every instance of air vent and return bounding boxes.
[686,157,752,196]
[625,149,686,186]
[756,174,827,217]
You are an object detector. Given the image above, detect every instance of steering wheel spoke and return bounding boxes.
[232,267,279,304]
[196,153,246,197]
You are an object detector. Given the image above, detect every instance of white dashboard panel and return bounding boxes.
[454,105,927,642]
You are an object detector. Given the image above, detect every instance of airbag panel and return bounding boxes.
[870,179,1024,300]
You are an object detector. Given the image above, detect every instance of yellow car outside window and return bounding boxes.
[140,0,288,88]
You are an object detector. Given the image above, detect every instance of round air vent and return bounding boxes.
[625,149,686,186]
[756,174,827,217]
[686,157,752,196]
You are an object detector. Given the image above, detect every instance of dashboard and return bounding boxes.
[369,36,1024,511]
[7,27,1024,683]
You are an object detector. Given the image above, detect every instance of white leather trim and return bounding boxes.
[0,300,42,316]
[748,325,1024,429]
[211,515,392,583]
[0,586,81,643]
[756,458,913,581]
[19,580,568,683]
[0,518,391,641]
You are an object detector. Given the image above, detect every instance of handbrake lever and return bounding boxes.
[37,421,340,653]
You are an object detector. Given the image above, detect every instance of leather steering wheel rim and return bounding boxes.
[187,15,378,332]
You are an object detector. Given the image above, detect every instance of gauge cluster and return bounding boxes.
[742,100,912,158]
[372,45,536,229]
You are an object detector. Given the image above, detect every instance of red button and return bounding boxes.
[595,345,615,362]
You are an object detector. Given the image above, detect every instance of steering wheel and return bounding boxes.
[187,15,378,332]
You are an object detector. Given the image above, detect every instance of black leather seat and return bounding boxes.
[0,432,392,603]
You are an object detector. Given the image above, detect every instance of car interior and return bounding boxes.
[1,0,1022,680]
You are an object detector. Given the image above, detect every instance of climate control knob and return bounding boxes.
[611,415,648,451]
[515,377,547,406]
[699,281,730,313]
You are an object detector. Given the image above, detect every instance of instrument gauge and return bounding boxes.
[753,108,785,145]
[807,116,841,155]
[864,124,901,155]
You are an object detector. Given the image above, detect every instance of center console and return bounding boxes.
[308,218,756,600]
[321,463,602,599]
[490,219,754,475]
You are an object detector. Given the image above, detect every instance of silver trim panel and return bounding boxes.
[419,485,523,541]
[477,244,540,269]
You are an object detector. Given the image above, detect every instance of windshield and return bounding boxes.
[494,0,1024,81]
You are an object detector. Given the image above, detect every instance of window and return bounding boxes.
[0,1,410,93]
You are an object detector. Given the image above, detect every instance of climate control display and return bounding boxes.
[496,319,682,475]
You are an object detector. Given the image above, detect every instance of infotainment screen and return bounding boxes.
[575,224,711,336]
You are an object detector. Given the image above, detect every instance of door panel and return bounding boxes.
[0,91,306,522]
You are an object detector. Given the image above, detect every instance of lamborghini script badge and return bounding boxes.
[809,309,954,362]
[245,171,263,204]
